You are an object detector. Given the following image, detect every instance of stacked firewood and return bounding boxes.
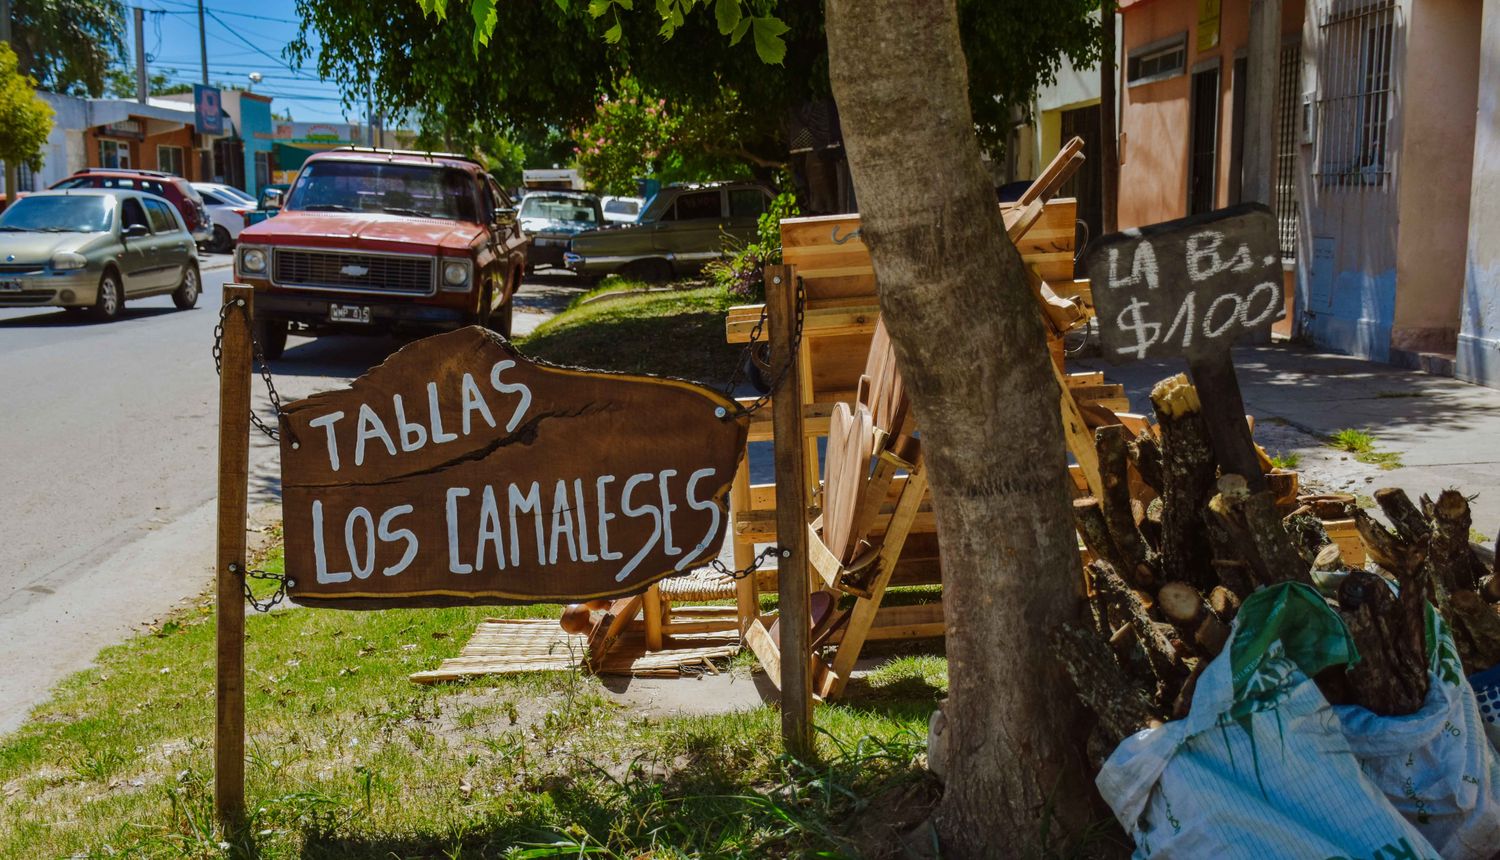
[1053,373,1500,754]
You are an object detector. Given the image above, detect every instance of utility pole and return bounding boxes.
[197,0,208,85]
[1098,0,1119,234]
[133,6,147,104]
[0,0,12,43]
[1242,0,1282,206]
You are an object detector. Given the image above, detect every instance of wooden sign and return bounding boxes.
[278,326,748,608]
[1083,203,1282,363]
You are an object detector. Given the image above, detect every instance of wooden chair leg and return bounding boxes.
[731,454,760,633]
[643,583,664,651]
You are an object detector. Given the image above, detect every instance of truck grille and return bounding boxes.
[271,248,435,296]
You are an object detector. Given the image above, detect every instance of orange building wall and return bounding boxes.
[83,125,199,179]
[1117,0,1304,229]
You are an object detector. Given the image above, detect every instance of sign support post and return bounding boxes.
[766,265,814,759]
[1186,353,1266,492]
[214,285,253,832]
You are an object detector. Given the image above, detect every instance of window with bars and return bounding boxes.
[1315,0,1397,187]
[1275,43,1302,258]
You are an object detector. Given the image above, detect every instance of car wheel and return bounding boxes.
[255,317,288,360]
[172,263,200,309]
[211,226,234,254]
[90,270,123,321]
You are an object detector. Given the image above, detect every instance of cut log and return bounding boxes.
[1374,488,1430,546]
[1140,498,1164,553]
[1074,496,1124,572]
[1091,560,1187,699]
[1284,512,1335,566]
[1051,623,1163,746]
[1481,573,1500,604]
[1430,489,1485,593]
[1353,507,1421,577]
[1313,543,1344,571]
[1128,431,1164,495]
[1170,660,1207,720]
[1208,586,1241,624]
[1150,374,1219,591]
[1337,570,1429,716]
[1207,479,1311,587]
[1450,590,1500,673]
[1157,581,1230,659]
[1095,425,1159,587]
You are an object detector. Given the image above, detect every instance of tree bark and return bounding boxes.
[1150,375,1219,591]
[825,1,1094,851]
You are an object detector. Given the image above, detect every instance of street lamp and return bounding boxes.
[247,72,263,92]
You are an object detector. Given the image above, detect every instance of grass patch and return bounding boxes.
[1472,528,1492,545]
[1329,428,1403,470]
[517,283,742,386]
[1269,450,1301,470]
[0,543,944,858]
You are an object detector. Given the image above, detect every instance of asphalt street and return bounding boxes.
[0,258,586,734]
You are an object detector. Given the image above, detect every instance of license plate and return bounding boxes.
[329,304,371,324]
[0,280,21,293]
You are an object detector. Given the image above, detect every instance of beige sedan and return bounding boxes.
[0,188,201,321]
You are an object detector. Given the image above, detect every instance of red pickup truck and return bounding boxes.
[233,148,528,358]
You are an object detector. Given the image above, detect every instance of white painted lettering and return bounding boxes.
[378,505,418,577]
[489,360,533,433]
[312,499,352,583]
[657,469,680,556]
[475,485,506,571]
[595,475,623,561]
[353,403,397,467]
[508,481,546,567]
[548,479,578,565]
[573,478,599,562]
[393,394,427,453]
[308,412,344,471]
[1107,241,1159,291]
[345,506,375,579]
[675,468,722,572]
[429,381,458,443]
[1203,293,1243,339]
[615,472,662,582]
[446,487,472,574]
[460,372,496,435]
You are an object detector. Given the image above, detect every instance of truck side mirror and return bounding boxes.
[262,188,284,209]
[493,207,517,227]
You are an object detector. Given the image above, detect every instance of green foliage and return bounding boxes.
[0,45,54,173]
[9,0,127,97]
[1329,428,1403,470]
[705,188,800,300]
[104,66,192,99]
[1269,450,1301,470]
[575,74,761,194]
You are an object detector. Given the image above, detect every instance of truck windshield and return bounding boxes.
[520,195,598,225]
[284,161,479,221]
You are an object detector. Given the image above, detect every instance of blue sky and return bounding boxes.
[129,0,356,123]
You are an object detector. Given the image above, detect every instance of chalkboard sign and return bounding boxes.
[278,326,748,609]
[1082,204,1283,362]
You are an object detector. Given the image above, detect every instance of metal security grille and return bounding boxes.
[1315,0,1397,188]
[271,248,435,296]
[1275,43,1303,258]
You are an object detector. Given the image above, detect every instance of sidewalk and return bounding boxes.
[1074,343,1500,538]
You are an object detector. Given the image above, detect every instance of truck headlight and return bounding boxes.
[50,252,87,272]
[239,247,267,274]
[442,260,471,290]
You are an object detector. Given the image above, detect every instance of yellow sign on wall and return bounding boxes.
[1198,0,1221,52]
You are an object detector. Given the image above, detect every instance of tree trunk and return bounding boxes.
[825,1,1094,852]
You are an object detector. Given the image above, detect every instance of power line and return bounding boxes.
[152,0,299,24]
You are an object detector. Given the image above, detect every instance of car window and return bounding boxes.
[121,198,150,232]
[666,191,721,221]
[519,195,598,225]
[144,198,177,232]
[0,195,112,233]
[729,189,767,219]
[604,199,639,217]
[144,181,168,198]
[200,190,224,205]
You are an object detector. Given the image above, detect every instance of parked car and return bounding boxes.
[518,190,603,272]
[565,182,772,282]
[193,182,255,253]
[0,188,201,320]
[234,147,527,358]
[50,168,212,247]
[601,195,644,224]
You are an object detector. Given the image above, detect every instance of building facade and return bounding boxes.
[31,94,212,189]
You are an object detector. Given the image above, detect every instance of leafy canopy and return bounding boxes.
[293,0,1100,164]
[0,43,56,169]
[8,0,127,98]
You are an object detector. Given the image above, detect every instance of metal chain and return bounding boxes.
[232,562,291,612]
[706,545,786,581]
[721,275,806,419]
[212,300,297,446]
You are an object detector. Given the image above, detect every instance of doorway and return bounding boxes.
[1188,62,1221,215]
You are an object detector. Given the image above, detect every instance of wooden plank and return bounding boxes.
[643,583,664,652]
[1325,518,1368,567]
[745,400,832,443]
[1054,357,1105,500]
[735,506,937,543]
[766,265,814,757]
[731,454,758,634]
[743,619,782,690]
[825,602,945,644]
[587,592,643,668]
[1065,371,1105,387]
[214,285,254,831]
[821,458,931,698]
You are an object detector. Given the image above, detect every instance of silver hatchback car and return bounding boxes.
[0,189,201,321]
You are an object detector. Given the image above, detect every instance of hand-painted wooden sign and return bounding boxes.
[1083,203,1283,362]
[278,326,748,609]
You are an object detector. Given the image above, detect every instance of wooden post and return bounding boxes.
[214,285,254,832]
[767,265,814,759]
[1186,353,1266,493]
